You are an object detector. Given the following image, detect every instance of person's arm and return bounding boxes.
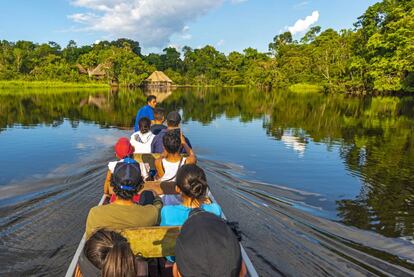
[181,132,196,164]
[155,158,165,179]
[103,170,112,196]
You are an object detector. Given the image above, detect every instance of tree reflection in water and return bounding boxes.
[1,87,413,239]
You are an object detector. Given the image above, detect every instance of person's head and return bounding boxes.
[84,229,136,277]
[114,137,134,159]
[138,117,151,134]
[166,111,181,128]
[176,164,208,201]
[154,107,165,123]
[147,95,157,108]
[111,161,144,200]
[163,129,181,154]
[173,211,246,277]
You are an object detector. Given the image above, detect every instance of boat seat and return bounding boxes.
[121,226,180,258]
[141,181,178,195]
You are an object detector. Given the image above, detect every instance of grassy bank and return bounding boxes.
[289,83,323,93]
[0,80,109,89]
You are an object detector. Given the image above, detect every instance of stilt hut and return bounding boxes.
[144,71,173,89]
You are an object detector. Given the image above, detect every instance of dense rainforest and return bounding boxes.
[0,0,412,94]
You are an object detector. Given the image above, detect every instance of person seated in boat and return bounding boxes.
[77,229,147,277]
[173,210,247,277]
[86,161,163,238]
[130,117,155,154]
[155,130,196,206]
[160,164,221,226]
[104,137,135,197]
[155,130,196,182]
[151,111,192,154]
[150,107,167,135]
[134,95,157,132]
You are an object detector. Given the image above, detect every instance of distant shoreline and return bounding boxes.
[0,80,108,89]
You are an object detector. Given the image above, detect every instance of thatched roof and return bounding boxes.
[88,63,110,77]
[145,71,173,83]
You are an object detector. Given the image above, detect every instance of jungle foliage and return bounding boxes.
[0,0,412,94]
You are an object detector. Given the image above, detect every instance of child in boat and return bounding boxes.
[155,130,196,206]
[86,161,163,238]
[173,211,247,277]
[160,164,222,226]
[130,117,155,154]
[104,138,146,203]
[155,130,196,182]
[77,229,147,277]
[151,111,192,154]
[151,107,167,135]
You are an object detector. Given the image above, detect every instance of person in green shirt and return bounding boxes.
[85,160,163,238]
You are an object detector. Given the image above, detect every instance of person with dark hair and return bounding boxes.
[134,95,157,132]
[130,117,155,154]
[85,161,162,238]
[173,211,247,277]
[150,107,167,135]
[151,111,192,153]
[160,164,221,226]
[104,138,146,204]
[77,229,147,277]
[155,130,196,182]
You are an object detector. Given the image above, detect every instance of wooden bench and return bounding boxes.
[121,226,181,258]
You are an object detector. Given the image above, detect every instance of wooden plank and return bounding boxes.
[122,226,181,258]
[141,181,178,195]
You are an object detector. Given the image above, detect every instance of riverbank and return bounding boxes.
[0,80,108,89]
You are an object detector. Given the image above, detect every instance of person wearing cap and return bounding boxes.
[151,111,192,154]
[173,210,247,277]
[134,95,157,132]
[86,161,163,238]
[103,137,148,201]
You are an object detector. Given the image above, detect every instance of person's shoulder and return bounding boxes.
[108,160,119,172]
[202,203,222,215]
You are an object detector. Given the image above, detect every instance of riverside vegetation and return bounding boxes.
[0,0,412,94]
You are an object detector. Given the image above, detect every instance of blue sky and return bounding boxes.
[0,0,379,54]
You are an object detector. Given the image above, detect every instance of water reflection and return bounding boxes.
[1,88,414,240]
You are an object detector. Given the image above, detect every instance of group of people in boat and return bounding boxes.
[77,95,247,277]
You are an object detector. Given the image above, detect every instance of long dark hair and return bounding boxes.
[84,230,137,277]
[138,117,151,134]
[176,164,208,200]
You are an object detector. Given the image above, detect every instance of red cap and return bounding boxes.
[114,137,134,159]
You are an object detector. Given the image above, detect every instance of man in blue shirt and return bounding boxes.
[151,111,192,153]
[134,95,157,132]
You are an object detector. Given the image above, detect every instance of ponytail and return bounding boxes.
[176,164,208,200]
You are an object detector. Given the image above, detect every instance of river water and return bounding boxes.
[0,88,414,276]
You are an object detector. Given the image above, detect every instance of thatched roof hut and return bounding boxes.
[144,71,173,89]
[146,71,173,83]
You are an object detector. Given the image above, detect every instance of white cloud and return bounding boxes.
[288,10,319,35]
[68,0,224,47]
[230,0,247,3]
[216,39,224,46]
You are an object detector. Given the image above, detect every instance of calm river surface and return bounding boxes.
[1,88,414,276]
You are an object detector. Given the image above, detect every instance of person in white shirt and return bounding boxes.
[130,117,155,154]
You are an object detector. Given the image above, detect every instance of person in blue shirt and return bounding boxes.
[134,95,157,132]
[160,164,222,227]
[151,111,192,153]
